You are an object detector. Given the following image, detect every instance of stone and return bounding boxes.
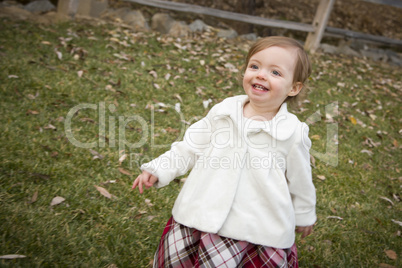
[57,0,79,17]
[101,7,129,21]
[360,49,387,62]
[389,55,402,66]
[24,0,55,14]
[76,0,108,18]
[44,11,70,23]
[240,33,257,41]
[151,13,175,34]
[189,19,208,32]
[337,45,360,58]
[169,21,190,37]
[122,10,149,31]
[0,5,32,20]
[319,43,338,54]
[217,28,238,39]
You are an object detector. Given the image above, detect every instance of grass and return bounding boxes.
[0,16,401,267]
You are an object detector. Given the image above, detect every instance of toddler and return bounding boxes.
[133,36,316,267]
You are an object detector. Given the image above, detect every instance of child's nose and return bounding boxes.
[256,69,268,80]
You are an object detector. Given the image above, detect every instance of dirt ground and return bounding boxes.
[115,0,402,42]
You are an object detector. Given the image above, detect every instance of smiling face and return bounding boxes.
[242,46,302,115]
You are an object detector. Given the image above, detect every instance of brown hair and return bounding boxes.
[240,36,312,108]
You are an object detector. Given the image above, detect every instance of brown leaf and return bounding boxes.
[50,196,65,206]
[393,139,399,148]
[379,264,396,268]
[316,175,326,181]
[385,249,397,260]
[28,191,38,204]
[44,124,57,130]
[310,135,321,140]
[145,198,154,207]
[0,254,27,259]
[26,109,39,115]
[94,185,113,199]
[118,167,132,176]
[119,154,127,164]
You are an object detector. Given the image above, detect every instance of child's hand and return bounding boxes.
[296,225,313,238]
[132,170,158,194]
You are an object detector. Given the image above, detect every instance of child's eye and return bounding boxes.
[272,70,281,76]
[250,64,258,70]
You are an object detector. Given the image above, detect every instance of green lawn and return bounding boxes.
[0,17,401,267]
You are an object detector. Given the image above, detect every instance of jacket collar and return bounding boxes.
[214,95,299,141]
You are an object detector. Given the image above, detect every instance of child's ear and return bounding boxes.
[288,82,303,97]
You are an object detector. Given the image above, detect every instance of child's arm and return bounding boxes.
[286,123,317,230]
[132,170,158,194]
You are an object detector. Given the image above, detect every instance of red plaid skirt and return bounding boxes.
[153,217,298,268]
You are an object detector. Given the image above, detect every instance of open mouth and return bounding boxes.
[253,84,269,91]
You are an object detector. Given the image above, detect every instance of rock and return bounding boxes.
[30,13,51,24]
[384,50,402,66]
[122,10,149,31]
[169,21,190,37]
[57,0,79,17]
[217,28,238,39]
[24,0,55,14]
[151,13,175,34]
[337,45,360,57]
[77,0,108,18]
[0,0,23,8]
[101,7,129,21]
[319,43,338,54]
[240,33,257,41]
[189,19,208,32]
[0,5,32,20]
[389,55,402,66]
[44,11,70,23]
[360,49,388,62]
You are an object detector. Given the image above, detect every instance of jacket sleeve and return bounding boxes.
[286,123,317,227]
[141,109,215,188]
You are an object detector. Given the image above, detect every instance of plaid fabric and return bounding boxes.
[153,217,298,268]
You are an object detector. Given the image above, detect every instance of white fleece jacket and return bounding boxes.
[141,95,316,249]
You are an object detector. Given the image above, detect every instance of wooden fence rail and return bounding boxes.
[124,0,402,51]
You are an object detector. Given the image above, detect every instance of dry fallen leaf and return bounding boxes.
[118,167,132,176]
[50,196,65,206]
[119,154,127,164]
[28,191,38,204]
[380,196,394,206]
[173,93,183,103]
[384,249,397,260]
[391,219,402,227]
[89,149,104,160]
[94,185,115,199]
[44,124,57,130]
[360,149,374,156]
[379,263,396,268]
[310,135,321,140]
[54,49,62,60]
[327,216,343,220]
[0,254,27,259]
[349,116,357,125]
[316,175,326,181]
[26,109,39,115]
[145,199,154,207]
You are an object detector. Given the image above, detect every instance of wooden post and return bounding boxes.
[304,0,335,53]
